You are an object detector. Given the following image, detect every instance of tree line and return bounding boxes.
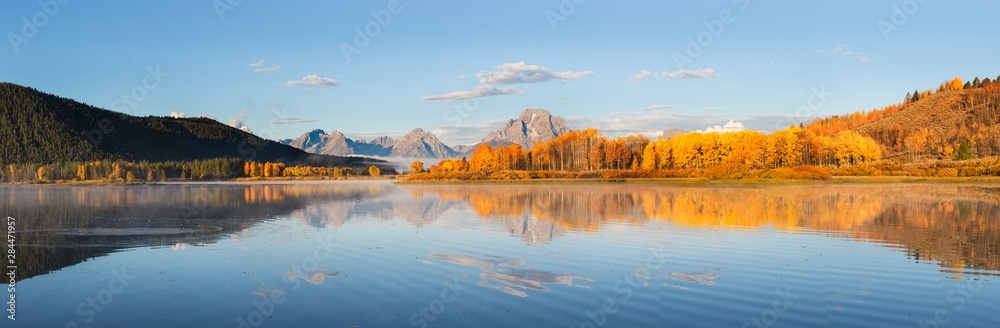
[1,158,379,183]
[419,125,882,179]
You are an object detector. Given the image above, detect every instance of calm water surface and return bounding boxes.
[4,181,999,327]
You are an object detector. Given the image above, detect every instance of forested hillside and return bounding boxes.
[0,83,374,167]
[807,76,1000,161]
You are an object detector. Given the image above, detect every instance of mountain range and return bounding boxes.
[282,108,574,159]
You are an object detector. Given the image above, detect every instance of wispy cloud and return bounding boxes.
[422,61,591,102]
[285,74,339,88]
[819,44,872,62]
[254,65,282,74]
[273,118,320,125]
[640,105,680,111]
[663,68,718,79]
[421,85,522,102]
[631,68,718,81]
[247,59,282,75]
[702,106,724,111]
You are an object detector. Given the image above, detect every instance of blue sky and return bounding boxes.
[3,0,998,145]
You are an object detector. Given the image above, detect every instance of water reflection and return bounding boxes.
[403,183,1000,274]
[429,253,592,297]
[6,181,1000,281]
[5,182,392,279]
[286,270,341,285]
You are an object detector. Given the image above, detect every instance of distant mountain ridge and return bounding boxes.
[0,82,380,167]
[285,129,394,157]
[282,128,457,158]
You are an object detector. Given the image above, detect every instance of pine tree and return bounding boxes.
[955,139,973,160]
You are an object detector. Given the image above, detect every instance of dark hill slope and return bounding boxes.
[0,83,380,167]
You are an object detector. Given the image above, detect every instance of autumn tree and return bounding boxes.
[640,142,658,170]
[368,165,381,177]
[470,144,498,173]
[76,164,87,181]
[410,160,424,173]
[947,77,964,91]
[904,128,930,161]
[832,131,882,166]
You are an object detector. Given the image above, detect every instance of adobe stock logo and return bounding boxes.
[878,0,928,41]
[340,0,413,64]
[7,0,71,54]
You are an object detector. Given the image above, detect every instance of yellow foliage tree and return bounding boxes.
[410,160,424,173]
[77,164,87,181]
[470,144,498,173]
[947,77,964,91]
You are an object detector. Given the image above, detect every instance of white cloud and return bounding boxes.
[170,111,187,118]
[422,62,591,102]
[421,85,522,102]
[662,68,718,79]
[228,109,252,133]
[630,69,655,82]
[698,120,745,133]
[246,59,265,67]
[640,105,680,111]
[477,61,592,85]
[702,106,724,111]
[285,74,339,88]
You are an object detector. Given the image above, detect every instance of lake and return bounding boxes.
[5,181,999,327]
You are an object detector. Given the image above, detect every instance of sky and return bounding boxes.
[3,1,999,146]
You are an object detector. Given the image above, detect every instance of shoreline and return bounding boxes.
[396,176,1000,185]
[4,175,999,186]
